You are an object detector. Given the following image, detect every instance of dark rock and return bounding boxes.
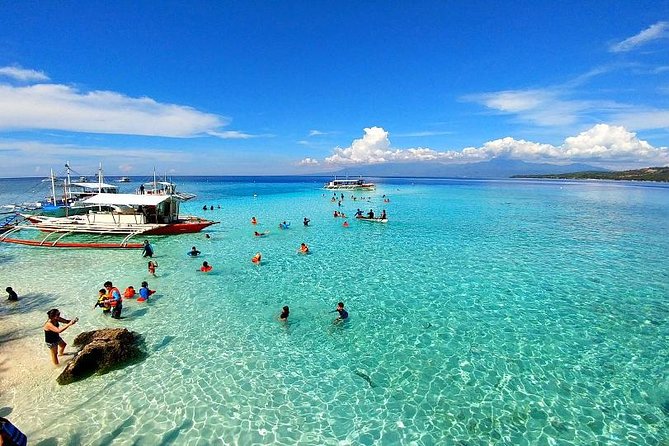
[57,328,145,385]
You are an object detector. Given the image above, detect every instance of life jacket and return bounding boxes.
[107,287,121,306]
[124,287,135,298]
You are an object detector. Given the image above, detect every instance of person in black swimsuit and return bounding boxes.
[333,302,348,324]
[43,309,78,365]
[279,306,290,321]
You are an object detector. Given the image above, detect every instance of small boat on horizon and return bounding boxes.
[324,177,376,191]
[117,176,132,183]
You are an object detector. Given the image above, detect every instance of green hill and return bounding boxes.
[512,167,669,182]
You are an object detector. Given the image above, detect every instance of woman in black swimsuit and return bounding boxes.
[43,309,78,365]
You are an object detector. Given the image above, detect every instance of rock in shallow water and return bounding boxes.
[57,328,146,385]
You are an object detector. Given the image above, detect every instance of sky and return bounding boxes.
[1,1,668,177]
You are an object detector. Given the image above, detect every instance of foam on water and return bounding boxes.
[1,177,668,445]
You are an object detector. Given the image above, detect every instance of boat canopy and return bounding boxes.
[81,193,171,206]
[70,182,118,189]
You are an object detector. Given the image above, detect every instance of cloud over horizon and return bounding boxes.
[0,66,247,139]
[304,125,669,168]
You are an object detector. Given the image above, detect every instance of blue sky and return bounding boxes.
[0,1,668,176]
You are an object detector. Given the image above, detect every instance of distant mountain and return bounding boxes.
[335,158,607,178]
[513,166,669,182]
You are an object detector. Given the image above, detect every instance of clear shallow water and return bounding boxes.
[0,177,668,445]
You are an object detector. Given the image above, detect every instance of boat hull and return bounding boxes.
[0,238,143,249]
[143,220,217,235]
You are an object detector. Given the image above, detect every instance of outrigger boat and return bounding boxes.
[324,177,376,191]
[1,189,217,249]
[355,215,388,223]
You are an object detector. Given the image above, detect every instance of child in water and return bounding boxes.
[94,289,111,314]
[137,281,156,302]
[148,260,158,276]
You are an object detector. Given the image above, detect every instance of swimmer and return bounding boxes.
[205,233,211,239]
[200,261,213,272]
[137,281,156,302]
[251,216,257,225]
[298,243,309,254]
[333,302,348,324]
[343,220,349,228]
[252,252,262,264]
[279,221,290,229]
[303,217,310,226]
[279,306,290,321]
[123,286,136,298]
[189,246,201,257]
[6,286,18,301]
[254,231,269,237]
[148,260,158,276]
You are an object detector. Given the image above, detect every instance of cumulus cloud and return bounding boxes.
[610,21,669,53]
[318,125,669,167]
[0,65,50,82]
[298,157,319,165]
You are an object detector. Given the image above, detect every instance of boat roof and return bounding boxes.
[81,193,171,206]
[70,182,118,189]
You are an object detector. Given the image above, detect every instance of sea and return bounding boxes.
[0,176,668,445]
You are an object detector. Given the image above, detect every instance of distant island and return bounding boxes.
[512,166,669,182]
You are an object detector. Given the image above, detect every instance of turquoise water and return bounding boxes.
[0,177,668,445]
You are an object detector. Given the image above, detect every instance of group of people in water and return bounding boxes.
[92,280,156,319]
[37,192,391,367]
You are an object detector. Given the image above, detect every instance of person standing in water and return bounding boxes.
[43,309,78,365]
[142,240,154,258]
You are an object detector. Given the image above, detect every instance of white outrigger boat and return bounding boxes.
[1,184,216,249]
[324,177,376,191]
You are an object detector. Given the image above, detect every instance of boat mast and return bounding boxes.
[65,162,72,201]
[98,162,103,193]
[50,169,57,206]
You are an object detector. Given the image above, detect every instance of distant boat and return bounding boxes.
[117,176,131,183]
[324,177,376,191]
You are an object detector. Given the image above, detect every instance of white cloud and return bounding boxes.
[309,130,327,136]
[0,82,228,137]
[610,21,669,53]
[298,157,319,165]
[207,130,254,139]
[320,125,669,167]
[465,89,593,126]
[612,108,669,130]
[0,65,50,82]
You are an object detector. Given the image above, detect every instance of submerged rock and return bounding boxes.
[57,328,145,385]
